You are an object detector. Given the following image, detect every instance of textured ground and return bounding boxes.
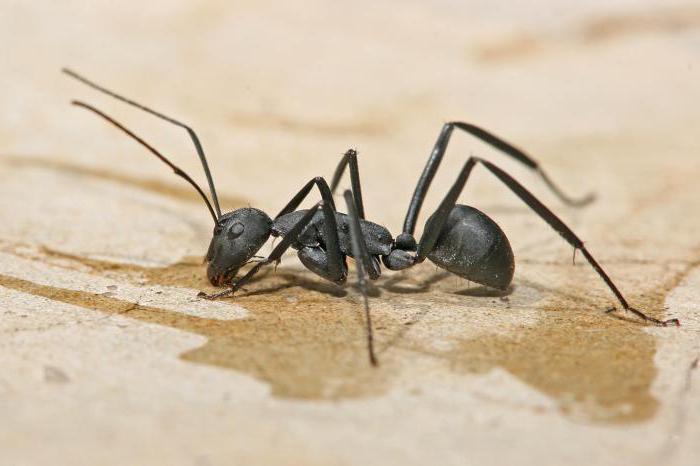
[2,1,700,465]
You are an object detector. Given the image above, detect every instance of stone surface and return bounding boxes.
[1,1,699,465]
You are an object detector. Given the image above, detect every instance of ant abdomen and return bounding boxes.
[425,205,514,290]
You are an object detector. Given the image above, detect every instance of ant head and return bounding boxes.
[205,208,272,286]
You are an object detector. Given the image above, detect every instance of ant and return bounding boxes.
[63,69,679,366]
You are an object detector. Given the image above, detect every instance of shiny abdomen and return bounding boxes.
[426,205,514,290]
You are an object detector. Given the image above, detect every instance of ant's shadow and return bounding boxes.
[235,270,348,298]
[237,267,514,300]
[382,270,513,297]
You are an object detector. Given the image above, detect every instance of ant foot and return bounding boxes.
[662,318,681,327]
[197,287,235,300]
[607,306,681,327]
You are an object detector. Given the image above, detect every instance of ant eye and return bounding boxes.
[227,222,244,239]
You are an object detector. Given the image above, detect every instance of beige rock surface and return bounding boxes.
[1,1,700,465]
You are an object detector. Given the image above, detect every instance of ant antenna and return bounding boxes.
[71,100,219,224]
[62,68,223,219]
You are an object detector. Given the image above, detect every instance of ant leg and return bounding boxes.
[274,176,346,282]
[401,122,594,246]
[416,157,679,327]
[330,149,365,219]
[275,176,336,217]
[415,158,479,262]
[343,190,379,366]
[63,69,222,218]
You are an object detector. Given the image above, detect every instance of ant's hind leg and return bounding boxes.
[473,158,678,326]
[417,156,679,326]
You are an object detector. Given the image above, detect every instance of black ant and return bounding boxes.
[63,68,679,366]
